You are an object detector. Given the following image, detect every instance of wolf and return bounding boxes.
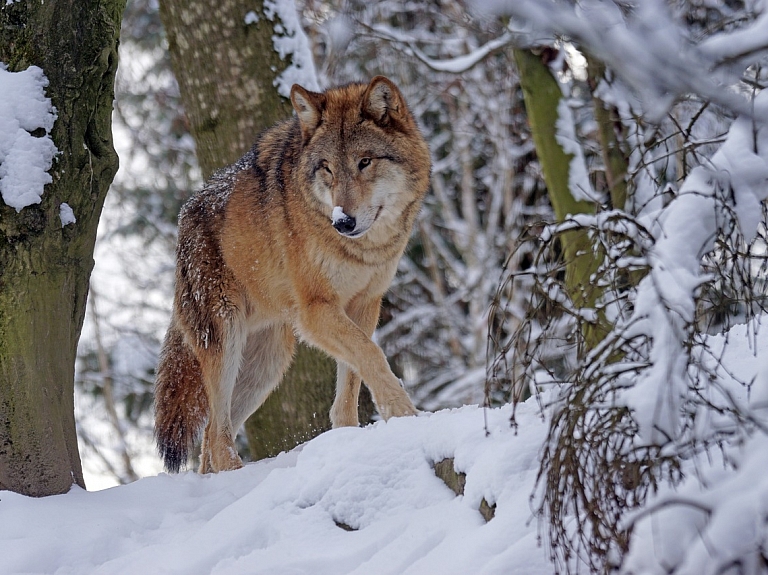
[154,76,431,474]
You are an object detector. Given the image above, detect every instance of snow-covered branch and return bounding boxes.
[405,29,515,74]
[473,0,762,119]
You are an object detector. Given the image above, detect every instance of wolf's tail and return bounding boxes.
[154,322,208,473]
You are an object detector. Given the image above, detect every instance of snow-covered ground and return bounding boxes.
[5,316,768,574]
[1,401,552,575]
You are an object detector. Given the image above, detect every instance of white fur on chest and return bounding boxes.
[323,249,398,306]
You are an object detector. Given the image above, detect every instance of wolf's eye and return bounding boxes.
[358,157,372,171]
[320,160,332,175]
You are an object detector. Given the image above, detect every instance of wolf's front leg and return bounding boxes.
[298,297,417,424]
[331,292,386,428]
[198,321,247,473]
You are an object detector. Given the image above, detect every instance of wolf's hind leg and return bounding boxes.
[198,425,212,474]
[230,323,296,432]
[199,320,247,473]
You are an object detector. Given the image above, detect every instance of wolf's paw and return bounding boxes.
[210,454,243,473]
[198,450,212,474]
[379,394,418,421]
[203,441,244,473]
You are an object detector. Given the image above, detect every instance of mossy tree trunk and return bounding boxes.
[514,48,611,351]
[0,0,124,496]
[160,0,364,462]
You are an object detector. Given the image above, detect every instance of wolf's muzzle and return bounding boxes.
[333,215,356,235]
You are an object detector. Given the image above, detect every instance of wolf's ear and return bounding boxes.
[291,84,324,140]
[362,76,405,127]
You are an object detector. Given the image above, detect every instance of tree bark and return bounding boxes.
[514,48,608,351]
[159,0,361,462]
[159,0,293,179]
[0,0,124,496]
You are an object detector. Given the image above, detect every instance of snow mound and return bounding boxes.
[0,402,551,575]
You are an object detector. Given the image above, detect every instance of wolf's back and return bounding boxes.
[154,322,208,473]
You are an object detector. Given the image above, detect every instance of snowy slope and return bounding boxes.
[0,402,552,575]
[4,320,768,574]
[8,316,767,574]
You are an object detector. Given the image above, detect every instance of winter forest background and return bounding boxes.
[4,0,768,573]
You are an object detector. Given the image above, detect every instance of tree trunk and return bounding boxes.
[159,0,357,462]
[0,0,124,496]
[159,0,293,179]
[514,48,608,351]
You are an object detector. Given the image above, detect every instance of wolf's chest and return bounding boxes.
[321,256,377,301]
[315,248,397,305]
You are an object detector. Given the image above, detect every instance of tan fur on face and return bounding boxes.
[154,77,431,473]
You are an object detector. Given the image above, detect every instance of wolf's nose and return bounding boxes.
[333,215,356,234]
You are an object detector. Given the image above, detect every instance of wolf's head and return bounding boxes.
[290,77,431,240]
